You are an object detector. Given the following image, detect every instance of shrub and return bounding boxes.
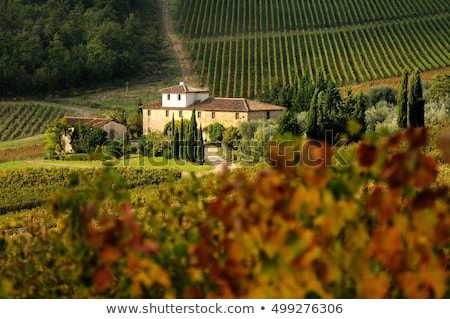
[367,85,397,106]
[365,101,398,132]
[138,133,170,157]
[425,96,450,126]
[207,123,225,142]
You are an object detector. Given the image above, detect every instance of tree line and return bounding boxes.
[258,73,367,142]
[0,0,165,97]
[259,70,427,142]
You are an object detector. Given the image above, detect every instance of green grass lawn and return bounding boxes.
[0,155,213,173]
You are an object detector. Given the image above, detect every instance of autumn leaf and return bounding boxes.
[94,267,112,292]
[357,141,378,167]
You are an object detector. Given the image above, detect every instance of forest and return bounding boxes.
[0,0,165,96]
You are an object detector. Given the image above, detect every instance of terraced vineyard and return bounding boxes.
[0,103,67,141]
[176,0,450,97]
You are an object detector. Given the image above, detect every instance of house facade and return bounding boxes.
[62,116,127,153]
[141,82,286,135]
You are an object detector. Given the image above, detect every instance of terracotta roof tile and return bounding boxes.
[141,98,285,112]
[63,116,114,127]
[159,83,209,94]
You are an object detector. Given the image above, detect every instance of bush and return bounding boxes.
[367,85,397,106]
[425,96,450,125]
[239,120,277,164]
[107,139,127,159]
[138,133,170,157]
[365,101,398,132]
[426,73,450,101]
[207,123,225,142]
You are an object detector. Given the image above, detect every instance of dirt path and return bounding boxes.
[26,160,98,169]
[161,0,197,86]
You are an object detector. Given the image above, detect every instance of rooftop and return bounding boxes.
[159,82,209,94]
[141,98,286,112]
[63,116,116,127]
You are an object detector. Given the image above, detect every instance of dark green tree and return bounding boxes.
[173,127,180,160]
[45,119,69,155]
[198,125,204,165]
[208,122,225,142]
[47,33,70,89]
[397,70,409,129]
[276,110,303,136]
[409,70,425,127]
[222,126,241,163]
[318,83,342,136]
[367,85,397,106]
[180,117,185,159]
[306,88,320,139]
[293,75,315,112]
[354,92,367,133]
[71,124,107,153]
[170,114,175,158]
[171,114,175,136]
[126,108,143,138]
[107,139,127,159]
[346,91,368,141]
[187,108,197,162]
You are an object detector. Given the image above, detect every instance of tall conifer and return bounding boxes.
[187,108,197,162]
[397,70,408,129]
[306,88,320,139]
[180,117,185,159]
[174,127,179,160]
[355,92,367,133]
[198,125,204,165]
[409,70,425,127]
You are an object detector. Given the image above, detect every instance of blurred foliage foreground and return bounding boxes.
[1,127,449,298]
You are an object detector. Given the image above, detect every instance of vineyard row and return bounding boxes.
[0,104,66,141]
[187,15,450,97]
[178,0,450,37]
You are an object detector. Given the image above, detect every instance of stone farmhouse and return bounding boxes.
[61,116,127,153]
[141,82,286,137]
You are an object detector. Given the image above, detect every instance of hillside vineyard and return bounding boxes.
[177,0,450,97]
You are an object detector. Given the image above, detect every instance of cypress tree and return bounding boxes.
[409,70,425,127]
[306,88,320,139]
[316,90,328,138]
[180,117,184,159]
[320,83,341,136]
[276,110,303,136]
[174,127,179,160]
[171,114,175,136]
[198,125,204,165]
[187,108,197,162]
[355,92,367,133]
[397,70,408,129]
[171,114,175,159]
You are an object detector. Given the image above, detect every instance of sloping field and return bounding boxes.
[0,103,67,141]
[176,0,450,97]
